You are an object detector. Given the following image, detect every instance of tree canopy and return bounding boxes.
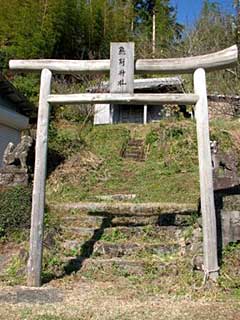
[0,0,183,66]
[0,0,238,96]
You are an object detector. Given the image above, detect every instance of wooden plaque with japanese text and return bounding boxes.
[110,42,134,94]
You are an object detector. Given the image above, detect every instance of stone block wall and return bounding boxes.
[208,95,240,119]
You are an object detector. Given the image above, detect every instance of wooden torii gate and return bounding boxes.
[9,43,238,287]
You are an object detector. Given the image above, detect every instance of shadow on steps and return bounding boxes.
[63,217,113,276]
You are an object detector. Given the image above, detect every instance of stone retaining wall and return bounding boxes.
[208,95,240,119]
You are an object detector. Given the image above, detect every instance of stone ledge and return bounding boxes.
[0,167,29,187]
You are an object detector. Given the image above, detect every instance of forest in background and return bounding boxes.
[0,0,239,104]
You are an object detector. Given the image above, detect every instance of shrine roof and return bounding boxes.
[0,73,34,118]
[87,76,184,93]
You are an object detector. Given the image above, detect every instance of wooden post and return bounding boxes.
[194,68,219,281]
[27,68,52,287]
[152,10,156,58]
[143,105,147,124]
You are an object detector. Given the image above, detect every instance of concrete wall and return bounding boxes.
[0,124,20,167]
[94,104,112,125]
[0,102,29,168]
[208,96,240,119]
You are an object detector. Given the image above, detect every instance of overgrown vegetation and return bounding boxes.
[46,119,238,204]
[0,186,32,237]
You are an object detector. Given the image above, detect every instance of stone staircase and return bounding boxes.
[48,201,202,280]
[122,139,146,161]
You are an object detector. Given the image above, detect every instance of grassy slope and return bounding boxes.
[1,119,240,319]
[46,118,239,205]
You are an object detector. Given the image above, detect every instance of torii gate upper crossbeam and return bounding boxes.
[9,45,238,74]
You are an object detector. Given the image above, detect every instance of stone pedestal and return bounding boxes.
[0,166,30,187]
[221,210,240,246]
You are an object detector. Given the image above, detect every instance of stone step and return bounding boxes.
[61,239,86,252]
[60,225,186,248]
[101,225,185,243]
[111,214,191,226]
[111,216,159,226]
[61,215,106,228]
[125,146,143,152]
[60,226,98,240]
[124,151,143,158]
[49,202,197,217]
[59,213,192,229]
[58,224,188,259]
[222,195,240,211]
[80,257,179,277]
[92,241,181,258]
[61,215,153,228]
[128,140,144,146]
[94,194,137,202]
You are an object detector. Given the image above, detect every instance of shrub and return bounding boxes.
[0,186,32,236]
[145,130,159,145]
[48,123,85,159]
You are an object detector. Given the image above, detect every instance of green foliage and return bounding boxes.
[47,121,200,204]
[5,255,25,285]
[133,0,183,57]
[47,119,240,205]
[0,0,71,60]
[0,0,182,63]
[180,0,239,94]
[145,130,158,145]
[48,123,85,159]
[12,74,40,105]
[101,229,128,242]
[147,120,198,175]
[0,186,32,237]
[218,242,240,291]
[75,0,135,59]
[54,106,84,123]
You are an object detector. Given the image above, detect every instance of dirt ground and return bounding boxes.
[0,279,240,320]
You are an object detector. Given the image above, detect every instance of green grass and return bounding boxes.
[101,229,129,242]
[46,119,239,204]
[218,242,240,294]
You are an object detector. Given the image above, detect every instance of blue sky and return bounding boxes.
[170,0,236,25]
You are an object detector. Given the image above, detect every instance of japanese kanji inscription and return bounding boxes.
[110,42,134,94]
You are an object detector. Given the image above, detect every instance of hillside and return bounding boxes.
[46,119,239,205]
[1,118,240,320]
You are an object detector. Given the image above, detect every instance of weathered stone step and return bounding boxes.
[61,215,106,228]
[61,225,186,243]
[58,212,191,229]
[61,239,85,252]
[49,202,197,217]
[62,215,159,228]
[128,140,144,146]
[125,149,143,155]
[126,145,143,151]
[111,215,159,226]
[222,195,240,211]
[92,241,180,258]
[101,226,185,243]
[94,194,136,202]
[59,225,186,254]
[124,152,142,158]
[111,214,191,226]
[80,257,178,277]
[60,226,97,240]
